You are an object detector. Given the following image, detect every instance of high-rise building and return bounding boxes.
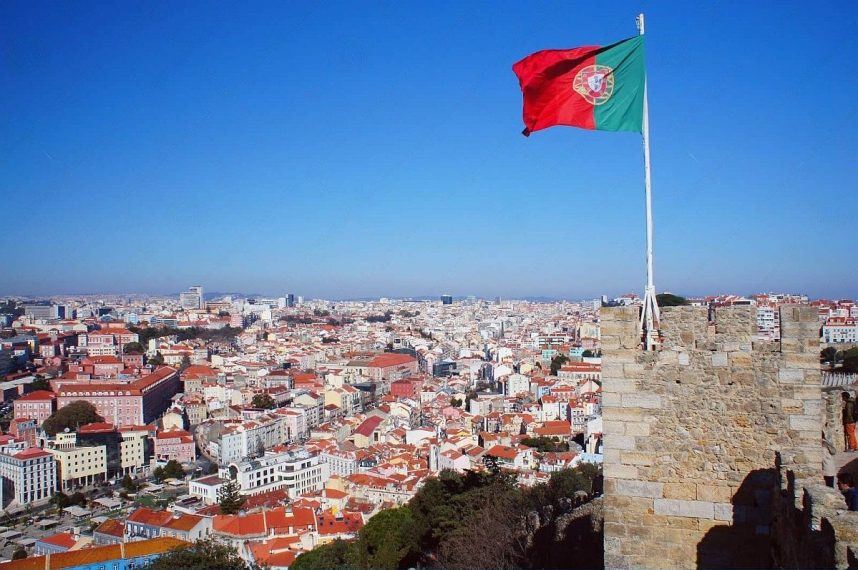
[180,285,204,310]
[441,295,453,305]
[23,304,53,320]
[287,293,296,308]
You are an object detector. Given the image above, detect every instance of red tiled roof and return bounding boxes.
[57,366,177,397]
[93,518,125,538]
[17,390,56,402]
[0,537,187,570]
[367,353,416,368]
[353,415,383,437]
[126,507,173,527]
[78,422,116,434]
[181,365,217,380]
[14,448,52,460]
[38,532,76,549]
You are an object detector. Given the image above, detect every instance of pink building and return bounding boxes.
[366,354,419,384]
[154,429,196,463]
[57,366,180,426]
[14,390,56,425]
[390,378,422,399]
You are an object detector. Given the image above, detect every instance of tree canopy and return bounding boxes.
[291,465,602,570]
[656,293,688,307]
[43,401,104,436]
[139,537,256,570]
[123,341,145,354]
[153,460,185,482]
[29,376,52,392]
[843,347,858,374]
[251,393,276,409]
[550,354,569,376]
[218,479,245,515]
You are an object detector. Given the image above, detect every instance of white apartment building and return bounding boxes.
[0,447,57,508]
[209,415,285,465]
[756,306,780,340]
[320,448,359,477]
[192,449,330,503]
[503,373,530,397]
[276,450,329,498]
[822,317,858,344]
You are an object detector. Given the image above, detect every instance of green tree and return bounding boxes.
[122,473,138,492]
[68,492,87,507]
[123,341,145,353]
[843,347,858,374]
[549,354,569,376]
[251,393,276,409]
[821,346,839,364]
[50,492,70,509]
[161,459,185,480]
[42,401,105,436]
[11,547,26,560]
[29,376,52,392]
[291,539,355,570]
[656,293,688,307]
[138,537,255,570]
[179,355,191,370]
[353,507,418,569]
[148,352,165,366]
[450,397,463,408]
[521,436,569,452]
[217,479,245,515]
[582,349,595,358]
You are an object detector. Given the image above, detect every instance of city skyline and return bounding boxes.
[2,1,856,299]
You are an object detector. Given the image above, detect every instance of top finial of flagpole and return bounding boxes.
[636,13,645,35]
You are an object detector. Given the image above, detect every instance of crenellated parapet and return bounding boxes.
[601,304,825,569]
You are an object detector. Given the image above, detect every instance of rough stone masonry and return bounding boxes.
[601,305,829,569]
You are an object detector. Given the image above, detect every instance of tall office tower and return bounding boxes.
[287,294,296,308]
[180,286,204,310]
[441,295,453,305]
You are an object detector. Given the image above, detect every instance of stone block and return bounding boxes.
[620,451,654,466]
[625,422,651,437]
[697,484,733,503]
[602,420,626,435]
[711,352,728,368]
[606,434,638,451]
[623,363,646,378]
[678,352,690,366]
[605,464,639,480]
[653,498,715,519]
[602,392,622,407]
[616,480,664,499]
[778,369,805,383]
[604,379,639,394]
[621,393,663,409]
[714,503,733,521]
[789,414,820,432]
[663,482,697,500]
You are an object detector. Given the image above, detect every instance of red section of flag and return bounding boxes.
[513,45,600,135]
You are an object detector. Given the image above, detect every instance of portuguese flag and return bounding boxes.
[513,36,645,135]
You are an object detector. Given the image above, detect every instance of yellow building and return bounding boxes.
[120,427,149,475]
[47,432,107,491]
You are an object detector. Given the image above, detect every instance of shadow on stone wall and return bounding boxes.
[697,465,841,569]
[528,496,604,569]
[697,468,778,569]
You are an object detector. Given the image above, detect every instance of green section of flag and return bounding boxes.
[594,36,646,132]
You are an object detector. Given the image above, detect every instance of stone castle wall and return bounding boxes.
[601,305,825,569]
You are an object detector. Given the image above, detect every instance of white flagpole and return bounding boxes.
[637,13,659,350]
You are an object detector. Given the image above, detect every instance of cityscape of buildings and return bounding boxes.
[0,287,854,567]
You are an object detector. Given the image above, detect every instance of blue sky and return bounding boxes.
[2,1,856,299]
